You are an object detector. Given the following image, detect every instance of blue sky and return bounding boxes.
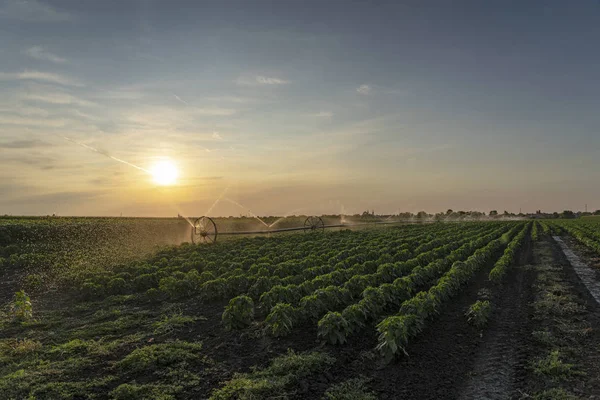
[1,0,599,216]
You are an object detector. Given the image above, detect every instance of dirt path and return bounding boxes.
[457,241,534,400]
[457,236,600,399]
[554,236,600,304]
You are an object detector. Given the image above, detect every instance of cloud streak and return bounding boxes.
[0,139,53,149]
[237,75,291,86]
[0,0,71,22]
[23,91,96,107]
[24,46,67,63]
[0,70,83,87]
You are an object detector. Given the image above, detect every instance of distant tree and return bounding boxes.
[552,212,559,219]
[489,210,498,216]
[446,209,453,215]
[595,210,600,216]
[560,210,576,219]
[416,211,428,219]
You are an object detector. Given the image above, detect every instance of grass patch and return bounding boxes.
[323,378,377,400]
[152,310,199,335]
[533,387,581,399]
[116,341,207,374]
[210,350,335,400]
[110,382,182,400]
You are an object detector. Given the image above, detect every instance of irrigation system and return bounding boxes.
[190,215,422,244]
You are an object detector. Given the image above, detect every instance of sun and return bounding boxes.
[150,160,179,186]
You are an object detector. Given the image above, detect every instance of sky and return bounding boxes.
[1,0,599,217]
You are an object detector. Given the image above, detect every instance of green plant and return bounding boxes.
[10,290,33,321]
[110,383,180,400]
[210,350,335,400]
[318,312,350,345]
[116,341,205,374]
[153,311,198,335]
[222,295,254,330]
[323,378,377,400]
[23,274,43,292]
[265,303,297,337]
[80,281,105,300]
[465,300,492,328]
[532,388,580,400]
[107,278,128,295]
[532,350,582,380]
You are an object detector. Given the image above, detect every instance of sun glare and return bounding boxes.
[150,160,179,186]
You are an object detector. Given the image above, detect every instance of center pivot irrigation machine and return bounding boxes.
[190,215,419,244]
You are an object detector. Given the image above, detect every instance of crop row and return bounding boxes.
[548,221,600,254]
[78,224,456,299]
[375,222,528,361]
[242,224,515,337]
[313,223,523,344]
[488,222,531,282]
[256,224,498,312]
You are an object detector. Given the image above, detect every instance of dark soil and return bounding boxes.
[458,238,535,400]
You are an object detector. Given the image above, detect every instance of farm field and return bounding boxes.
[1,218,600,399]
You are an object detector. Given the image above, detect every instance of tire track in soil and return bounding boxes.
[457,240,535,400]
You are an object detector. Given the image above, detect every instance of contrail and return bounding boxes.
[62,136,150,173]
[173,94,189,105]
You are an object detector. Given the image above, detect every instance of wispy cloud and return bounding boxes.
[256,76,290,85]
[24,46,67,63]
[237,75,291,86]
[0,70,83,87]
[357,84,371,95]
[23,91,96,107]
[0,0,71,22]
[314,111,333,117]
[195,108,236,116]
[0,139,52,149]
[212,131,222,140]
[0,115,66,128]
[0,105,49,117]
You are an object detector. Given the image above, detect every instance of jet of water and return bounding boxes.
[205,185,230,217]
[268,207,306,228]
[224,198,270,228]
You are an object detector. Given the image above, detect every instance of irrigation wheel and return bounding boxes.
[304,216,325,233]
[191,216,218,244]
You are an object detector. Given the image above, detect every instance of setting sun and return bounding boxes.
[150,160,179,186]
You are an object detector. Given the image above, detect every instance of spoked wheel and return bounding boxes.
[304,216,325,233]
[191,216,218,244]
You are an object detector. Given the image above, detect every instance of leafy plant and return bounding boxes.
[465,300,492,328]
[10,290,33,321]
[318,312,350,345]
[222,295,254,330]
[23,274,43,292]
[265,303,297,337]
[210,350,335,400]
[323,378,377,400]
[532,350,582,381]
